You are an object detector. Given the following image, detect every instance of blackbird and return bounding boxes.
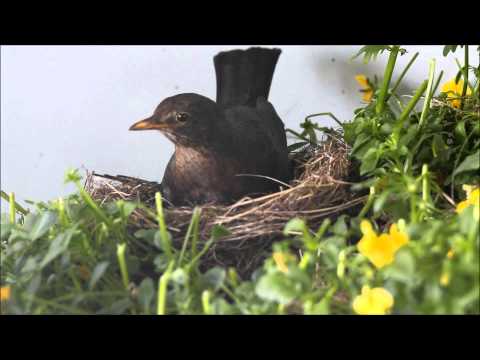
[129,47,290,206]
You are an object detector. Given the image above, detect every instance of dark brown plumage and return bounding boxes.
[129,47,290,206]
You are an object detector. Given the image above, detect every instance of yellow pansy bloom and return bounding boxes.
[447,249,454,259]
[355,74,374,103]
[462,184,475,198]
[0,286,11,301]
[357,220,409,269]
[440,273,450,287]
[456,186,479,220]
[273,252,289,273]
[353,285,394,315]
[441,78,472,108]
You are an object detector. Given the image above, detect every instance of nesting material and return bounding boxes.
[85,131,365,277]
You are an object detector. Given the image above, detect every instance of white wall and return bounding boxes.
[1,45,477,211]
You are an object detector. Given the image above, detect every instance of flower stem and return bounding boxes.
[74,180,111,225]
[393,80,428,143]
[191,206,201,259]
[422,164,430,203]
[201,290,212,315]
[358,187,375,219]
[116,243,129,289]
[376,46,400,114]
[389,51,419,99]
[419,59,436,128]
[431,70,444,96]
[9,192,16,224]
[460,45,469,110]
[285,129,317,146]
[157,261,174,315]
[314,218,331,242]
[58,197,68,227]
[178,207,201,266]
[1,190,28,216]
[155,192,173,260]
[410,189,418,224]
[477,51,480,99]
[305,112,343,128]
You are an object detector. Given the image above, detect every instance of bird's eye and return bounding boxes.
[176,112,189,122]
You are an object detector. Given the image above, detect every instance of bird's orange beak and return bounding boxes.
[129,116,170,131]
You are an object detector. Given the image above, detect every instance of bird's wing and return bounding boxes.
[222,103,290,182]
[255,98,288,154]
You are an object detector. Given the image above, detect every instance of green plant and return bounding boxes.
[1,45,479,315]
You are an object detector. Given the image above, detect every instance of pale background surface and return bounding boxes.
[1,45,477,211]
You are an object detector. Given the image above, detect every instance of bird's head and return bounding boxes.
[129,93,221,148]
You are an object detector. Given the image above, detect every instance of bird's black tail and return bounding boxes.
[214,47,281,107]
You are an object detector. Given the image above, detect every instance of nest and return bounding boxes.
[85,130,366,278]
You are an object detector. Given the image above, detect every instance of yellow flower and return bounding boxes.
[441,78,472,108]
[462,184,475,198]
[0,286,11,301]
[355,74,374,103]
[456,186,479,220]
[440,273,450,287]
[273,252,289,273]
[447,249,454,259]
[353,285,394,315]
[388,223,409,251]
[357,220,409,269]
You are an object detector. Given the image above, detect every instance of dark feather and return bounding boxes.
[214,47,281,108]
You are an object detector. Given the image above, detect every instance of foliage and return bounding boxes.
[1,45,479,314]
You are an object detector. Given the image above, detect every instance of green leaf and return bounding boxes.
[97,298,132,315]
[1,223,14,241]
[379,122,393,135]
[288,142,308,152]
[283,218,307,235]
[360,148,380,175]
[431,134,447,158]
[210,224,230,239]
[355,139,380,160]
[25,211,57,241]
[383,249,416,285]
[64,168,82,184]
[398,124,419,148]
[443,45,459,57]
[104,202,119,215]
[202,267,226,292]
[137,278,155,313]
[88,261,110,290]
[458,205,478,235]
[21,257,39,274]
[171,268,188,285]
[455,69,462,84]
[352,45,392,63]
[118,201,137,218]
[373,190,392,214]
[134,229,157,241]
[342,123,356,145]
[331,216,348,237]
[454,151,480,176]
[255,273,298,305]
[154,230,172,251]
[27,274,42,296]
[154,254,169,272]
[350,133,370,157]
[40,228,75,268]
[304,298,330,315]
[454,120,467,142]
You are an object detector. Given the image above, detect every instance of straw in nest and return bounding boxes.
[85,131,365,278]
